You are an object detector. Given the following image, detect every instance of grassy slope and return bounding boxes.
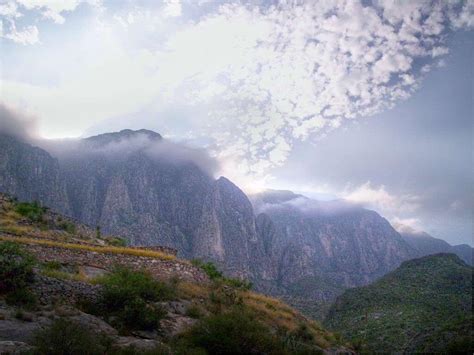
[324,253,473,353]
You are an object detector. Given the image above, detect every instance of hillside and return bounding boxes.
[324,254,473,353]
[0,193,350,354]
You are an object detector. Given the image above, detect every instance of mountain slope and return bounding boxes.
[252,190,415,311]
[0,193,351,354]
[401,230,473,265]
[0,134,69,214]
[324,253,473,353]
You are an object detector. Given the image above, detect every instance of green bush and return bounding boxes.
[58,221,76,234]
[191,260,223,280]
[94,266,174,331]
[6,287,37,308]
[32,318,112,355]
[107,237,127,247]
[14,201,46,223]
[176,307,285,354]
[0,241,35,294]
[191,259,252,290]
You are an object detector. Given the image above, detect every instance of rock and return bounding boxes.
[114,336,164,351]
[0,340,34,354]
[0,319,49,343]
[67,311,118,337]
[160,314,197,338]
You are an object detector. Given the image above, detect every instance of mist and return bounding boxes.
[0,103,38,141]
[0,105,218,177]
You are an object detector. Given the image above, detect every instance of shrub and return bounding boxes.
[6,287,37,308]
[32,318,112,355]
[14,201,46,223]
[192,259,252,290]
[94,266,174,331]
[58,221,76,234]
[191,260,223,280]
[107,236,127,247]
[177,307,285,355]
[0,241,35,294]
[185,304,205,319]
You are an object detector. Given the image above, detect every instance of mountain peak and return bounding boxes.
[83,129,162,147]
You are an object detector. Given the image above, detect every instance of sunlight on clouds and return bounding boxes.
[1,0,473,176]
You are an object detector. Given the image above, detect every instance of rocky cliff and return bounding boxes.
[0,131,422,314]
[0,134,70,214]
[252,190,415,303]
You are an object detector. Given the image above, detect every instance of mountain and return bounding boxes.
[251,190,416,317]
[0,193,351,354]
[324,253,473,353]
[0,131,271,285]
[0,134,69,213]
[0,130,424,318]
[400,229,473,265]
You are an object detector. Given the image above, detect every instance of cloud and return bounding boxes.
[39,130,219,176]
[0,103,38,140]
[0,0,101,44]
[2,0,473,182]
[344,182,420,215]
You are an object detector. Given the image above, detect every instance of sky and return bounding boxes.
[0,0,473,245]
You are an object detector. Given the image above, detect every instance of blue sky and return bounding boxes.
[1,0,473,245]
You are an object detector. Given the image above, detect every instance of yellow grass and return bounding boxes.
[41,268,89,283]
[0,235,176,261]
[178,281,210,299]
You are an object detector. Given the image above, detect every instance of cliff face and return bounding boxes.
[0,131,419,309]
[0,134,69,213]
[193,177,274,281]
[252,191,415,300]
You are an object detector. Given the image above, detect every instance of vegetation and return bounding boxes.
[58,220,76,234]
[33,318,112,355]
[324,254,473,353]
[14,201,46,223]
[0,241,37,307]
[0,241,35,292]
[192,259,252,290]
[90,266,175,332]
[0,235,176,260]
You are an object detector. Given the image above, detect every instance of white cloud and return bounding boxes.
[344,181,421,215]
[1,0,473,179]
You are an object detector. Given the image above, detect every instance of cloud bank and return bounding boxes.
[2,0,473,186]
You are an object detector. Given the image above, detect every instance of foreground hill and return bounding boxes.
[400,229,473,265]
[0,193,349,354]
[324,254,473,353]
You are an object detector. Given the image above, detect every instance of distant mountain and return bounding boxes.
[251,190,416,317]
[400,229,473,265]
[324,254,473,353]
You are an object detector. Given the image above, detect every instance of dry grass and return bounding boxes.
[0,235,176,261]
[41,268,89,283]
[178,281,210,299]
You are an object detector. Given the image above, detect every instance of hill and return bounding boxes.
[324,253,473,353]
[0,193,350,354]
